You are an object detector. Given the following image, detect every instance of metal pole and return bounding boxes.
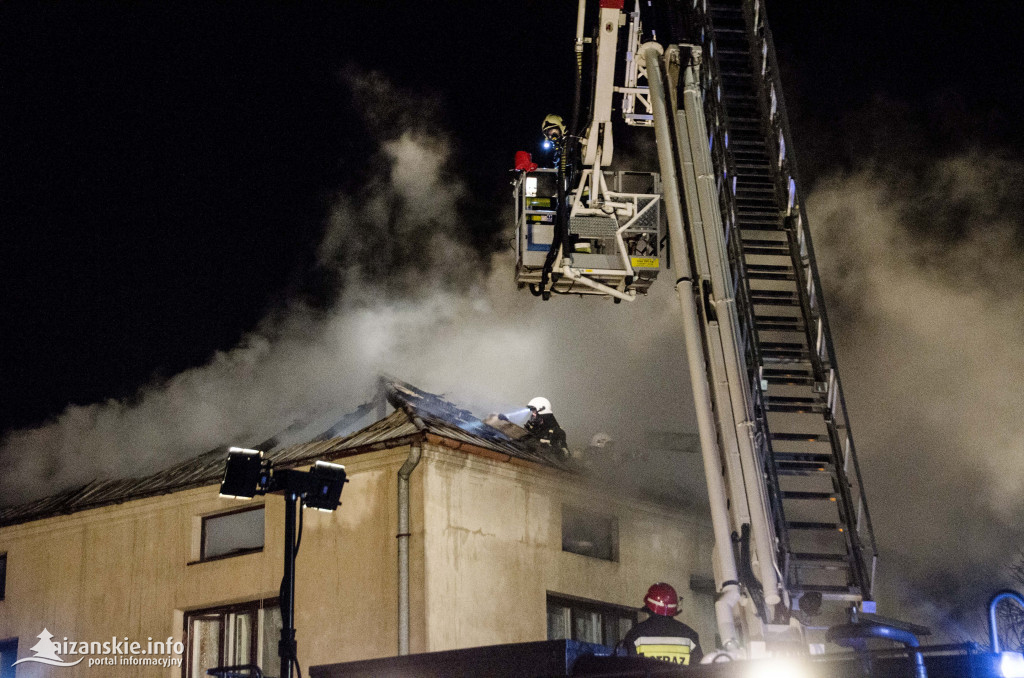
[397,442,423,655]
[642,40,741,651]
[280,493,298,678]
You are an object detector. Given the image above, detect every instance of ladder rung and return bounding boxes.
[736,201,780,211]
[781,490,837,501]
[765,395,821,404]
[760,351,811,361]
[761,351,810,361]
[764,376,814,385]
[755,314,802,324]
[761,340,806,349]
[750,298,799,307]
[792,560,851,571]
[737,211,782,220]
[750,289,798,299]
[791,552,849,563]
[787,521,841,531]
[747,271,796,281]
[747,264,793,273]
[739,221,784,231]
[772,432,829,442]
[774,452,832,463]
[744,246,790,256]
[763,367,813,376]
[766,402,823,413]
[755,321,804,332]
[796,584,861,597]
[776,463,830,476]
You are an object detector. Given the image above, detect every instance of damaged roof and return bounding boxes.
[0,378,565,529]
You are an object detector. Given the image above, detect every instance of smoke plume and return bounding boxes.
[806,152,1024,640]
[0,71,694,508]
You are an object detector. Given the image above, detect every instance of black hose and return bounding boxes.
[538,14,589,300]
[739,524,769,622]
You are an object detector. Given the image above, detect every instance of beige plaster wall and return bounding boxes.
[419,445,716,653]
[0,446,419,677]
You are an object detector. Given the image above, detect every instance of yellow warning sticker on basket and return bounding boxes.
[630,256,660,269]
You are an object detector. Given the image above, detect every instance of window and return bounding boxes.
[184,600,281,678]
[561,506,617,561]
[547,594,637,647]
[201,507,264,561]
[0,553,6,600]
[0,638,17,678]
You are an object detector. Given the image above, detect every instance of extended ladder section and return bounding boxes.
[685,0,878,609]
[513,0,878,643]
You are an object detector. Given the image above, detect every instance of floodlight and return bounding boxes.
[745,658,812,678]
[1001,652,1024,678]
[219,448,264,499]
[216,448,350,678]
[305,461,348,511]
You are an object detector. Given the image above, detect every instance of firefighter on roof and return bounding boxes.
[622,583,703,665]
[524,396,568,456]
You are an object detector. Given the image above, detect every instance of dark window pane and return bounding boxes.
[574,609,602,644]
[202,508,264,560]
[546,603,570,641]
[561,507,617,561]
[189,618,221,678]
[186,601,279,678]
[547,594,638,647]
[260,605,283,678]
[0,553,6,600]
[1,638,19,678]
[227,611,253,666]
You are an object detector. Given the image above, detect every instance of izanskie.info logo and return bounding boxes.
[14,629,184,669]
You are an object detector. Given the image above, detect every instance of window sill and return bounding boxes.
[188,547,263,566]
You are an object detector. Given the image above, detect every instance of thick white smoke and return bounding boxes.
[806,153,1024,640]
[0,72,695,506]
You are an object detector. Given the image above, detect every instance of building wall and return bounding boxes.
[0,446,417,678]
[419,444,716,652]
[0,440,714,677]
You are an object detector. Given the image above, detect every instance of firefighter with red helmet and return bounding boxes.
[622,583,703,665]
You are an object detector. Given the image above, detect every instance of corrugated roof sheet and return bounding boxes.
[0,378,565,528]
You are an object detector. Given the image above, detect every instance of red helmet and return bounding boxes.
[644,583,679,616]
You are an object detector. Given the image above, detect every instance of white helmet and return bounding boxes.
[527,396,552,415]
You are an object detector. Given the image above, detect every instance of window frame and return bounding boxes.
[182,598,280,678]
[198,505,265,563]
[546,592,638,648]
[560,504,619,562]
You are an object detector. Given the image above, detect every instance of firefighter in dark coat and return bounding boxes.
[623,583,704,665]
[524,397,568,456]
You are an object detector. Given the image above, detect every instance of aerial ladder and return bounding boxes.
[513,0,879,657]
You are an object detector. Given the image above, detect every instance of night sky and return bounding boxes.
[3,0,1024,639]
[3,2,1022,433]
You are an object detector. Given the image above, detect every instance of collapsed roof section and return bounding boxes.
[0,377,568,529]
